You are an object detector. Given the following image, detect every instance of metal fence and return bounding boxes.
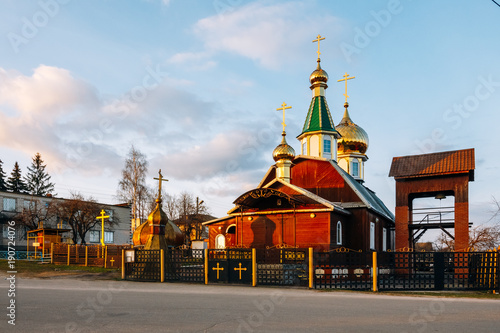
[377,251,499,291]
[121,247,498,292]
[256,248,309,286]
[314,250,372,290]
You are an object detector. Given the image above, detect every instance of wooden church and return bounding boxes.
[204,36,394,252]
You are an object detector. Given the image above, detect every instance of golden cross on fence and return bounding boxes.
[234,262,247,280]
[212,262,224,279]
[337,72,355,103]
[312,34,325,59]
[276,102,292,133]
[153,169,169,200]
[96,209,109,247]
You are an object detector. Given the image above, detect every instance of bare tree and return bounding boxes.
[117,146,149,227]
[14,198,58,235]
[54,193,116,245]
[174,192,209,246]
[434,197,500,251]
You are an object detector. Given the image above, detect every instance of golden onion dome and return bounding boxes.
[309,60,329,85]
[336,103,369,154]
[132,198,184,247]
[273,132,295,162]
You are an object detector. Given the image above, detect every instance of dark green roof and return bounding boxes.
[300,96,338,135]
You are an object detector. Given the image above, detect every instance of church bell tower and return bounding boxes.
[297,35,340,161]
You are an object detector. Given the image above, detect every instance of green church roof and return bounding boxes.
[300,96,338,135]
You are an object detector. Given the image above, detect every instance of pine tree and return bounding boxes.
[7,162,27,193]
[0,159,7,191]
[24,153,55,196]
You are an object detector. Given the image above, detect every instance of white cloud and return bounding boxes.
[193,1,341,69]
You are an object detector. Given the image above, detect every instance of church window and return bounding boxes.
[336,221,342,245]
[302,141,307,155]
[370,222,375,250]
[215,234,226,249]
[383,228,387,251]
[324,139,331,153]
[352,160,359,177]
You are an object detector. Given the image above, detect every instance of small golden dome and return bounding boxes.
[273,132,295,162]
[336,103,369,154]
[309,60,329,85]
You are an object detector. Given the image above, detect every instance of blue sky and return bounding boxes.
[1,0,500,240]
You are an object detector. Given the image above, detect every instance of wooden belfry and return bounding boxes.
[389,149,475,251]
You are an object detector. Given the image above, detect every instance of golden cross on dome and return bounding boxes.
[337,72,355,103]
[312,34,325,59]
[153,169,168,200]
[276,102,292,133]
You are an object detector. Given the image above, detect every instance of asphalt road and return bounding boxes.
[1,277,500,332]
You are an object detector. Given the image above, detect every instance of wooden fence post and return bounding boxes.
[104,246,108,268]
[308,247,313,289]
[50,243,54,264]
[121,249,125,280]
[160,249,165,283]
[67,244,70,266]
[204,249,208,285]
[85,246,88,267]
[252,248,257,287]
[372,251,378,292]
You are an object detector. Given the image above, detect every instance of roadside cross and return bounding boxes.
[96,209,110,247]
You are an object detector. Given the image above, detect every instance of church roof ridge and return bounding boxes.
[328,160,395,221]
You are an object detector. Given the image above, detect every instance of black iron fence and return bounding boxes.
[121,247,499,292]
[256,248,309,286]
[314,250,372,290]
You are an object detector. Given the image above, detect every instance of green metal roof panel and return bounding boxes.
[300,96,337,135]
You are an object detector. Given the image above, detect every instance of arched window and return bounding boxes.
[215,234,225,249]
[336,221,342,245]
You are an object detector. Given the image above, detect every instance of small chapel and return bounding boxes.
[204,36,394,252]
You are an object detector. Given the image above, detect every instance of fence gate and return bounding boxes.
[208,249,252,284]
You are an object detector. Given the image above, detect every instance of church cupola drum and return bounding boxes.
[335,73,369,183]
[297,35,340,161]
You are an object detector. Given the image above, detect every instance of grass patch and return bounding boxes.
[0,259,118,276]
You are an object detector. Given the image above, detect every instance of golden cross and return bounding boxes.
[276,102,292,133]
[337,72,355,103]
[212,262,224,279]
[110,257,115,267]
[153,169,168,200]
[234,262,247,280]
[312,34,325,59]
[96,209,110,246]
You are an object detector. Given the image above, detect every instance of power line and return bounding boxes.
[492,0,500,8]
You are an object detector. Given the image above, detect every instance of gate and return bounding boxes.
[208,249,252,284]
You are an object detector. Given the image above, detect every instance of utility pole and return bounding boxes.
[195,197,204,240]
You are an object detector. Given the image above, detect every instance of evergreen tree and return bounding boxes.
[24,153,55,196]
[7,162,27,193]
[0,159,7,191]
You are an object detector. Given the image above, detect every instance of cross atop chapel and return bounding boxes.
[276,102,292,133]
[153,169,168,202]
[337,72,355,104]
[312,34,325,60]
